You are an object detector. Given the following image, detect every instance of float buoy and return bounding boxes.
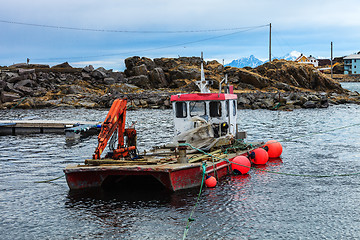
[231,156,251,174]
[264,140,283,158]
[205,176,217,187]
[250,148,269,164]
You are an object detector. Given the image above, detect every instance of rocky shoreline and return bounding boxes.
[1,57,360,111]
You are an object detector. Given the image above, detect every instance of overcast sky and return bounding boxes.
[1,0,360,71]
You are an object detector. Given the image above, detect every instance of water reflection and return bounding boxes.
[65,186,200,208]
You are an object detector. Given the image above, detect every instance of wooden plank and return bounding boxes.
[85,158,161,166]
[188,149,222,163]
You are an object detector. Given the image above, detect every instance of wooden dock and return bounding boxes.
[0,119,102,138]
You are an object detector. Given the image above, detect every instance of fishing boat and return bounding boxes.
[64,54,280,191]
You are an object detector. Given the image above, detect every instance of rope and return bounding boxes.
[34,174,65,183]
[10,97,27,110]
[223,139,251,154]
[179,143,360,178]
[182,162,206,240]
[282,122,360,142]
[272,102,281,110]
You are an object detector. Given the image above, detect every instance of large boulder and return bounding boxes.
[227,68,269,89]
[91,70,107,79]
[133,64,148,76]
[18,68,35,75]
[14,79,37,89]
[82,65,94,73]
[1,91,21,102]
[16,86,34,96]
[124,57,155,77]
[127,75,152,89]
[0,80,6,90]
[3,72,19,81]
[153,58,179,71]
[149,68,168,87]
[103,77,115,85]
[110,72,125,83]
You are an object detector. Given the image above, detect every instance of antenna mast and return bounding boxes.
[195,52,210,93]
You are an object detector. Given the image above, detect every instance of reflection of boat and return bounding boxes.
[64,54,265,192]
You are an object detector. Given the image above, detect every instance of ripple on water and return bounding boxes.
[0,106,360,239]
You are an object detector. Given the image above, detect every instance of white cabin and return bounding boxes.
[170,92,238,138]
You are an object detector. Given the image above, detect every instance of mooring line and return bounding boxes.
[10,97,27,110]
[180,143,360,178]
[281,122,360,142]
[34,174,65,183]
[182,162,206,240]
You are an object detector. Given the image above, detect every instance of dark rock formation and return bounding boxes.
[0,56,359,110]
[51,62,72,69]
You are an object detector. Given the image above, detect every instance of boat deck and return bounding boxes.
[64,142,263,191]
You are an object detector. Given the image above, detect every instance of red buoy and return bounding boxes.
[205,176,217,187]
[231,156,251,174]
[264,140,283,158]
[251,148,269,164]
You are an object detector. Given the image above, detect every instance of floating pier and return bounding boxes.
[0,119,102,138]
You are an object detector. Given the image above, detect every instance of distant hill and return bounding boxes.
[226,51,301,68]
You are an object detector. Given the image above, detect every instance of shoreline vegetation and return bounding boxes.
[0,56,359,111]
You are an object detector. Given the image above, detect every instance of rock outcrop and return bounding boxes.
[0,57,359,110]
[123,56,345,94]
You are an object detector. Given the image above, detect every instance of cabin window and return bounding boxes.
[209,101,222,117]
[233,100,237,116]
[189,101,206,117]
[175,102,187,118]
[226,100,229,117]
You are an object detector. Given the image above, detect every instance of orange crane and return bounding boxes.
[93,98,137,160]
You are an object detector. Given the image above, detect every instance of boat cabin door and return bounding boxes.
[226,99,237,135]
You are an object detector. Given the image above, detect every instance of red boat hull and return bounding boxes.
[64,158,234,192]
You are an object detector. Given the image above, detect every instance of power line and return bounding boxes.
[0,19,269,34]
[32,25,268,61]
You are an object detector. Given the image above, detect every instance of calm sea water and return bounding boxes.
[341,82,360,93]
[1,89,360,239]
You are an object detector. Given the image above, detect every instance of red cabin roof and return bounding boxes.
[170,93,237,102]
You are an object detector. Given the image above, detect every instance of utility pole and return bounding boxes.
[331,42,333,79]
[269,23,272,62]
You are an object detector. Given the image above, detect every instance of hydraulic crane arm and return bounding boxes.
[93,99,136,160]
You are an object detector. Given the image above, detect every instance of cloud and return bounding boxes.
[1,0,360,70]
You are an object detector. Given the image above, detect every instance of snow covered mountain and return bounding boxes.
[225,55,264,68]
[277,51,301,61]
[226,51,301,68]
